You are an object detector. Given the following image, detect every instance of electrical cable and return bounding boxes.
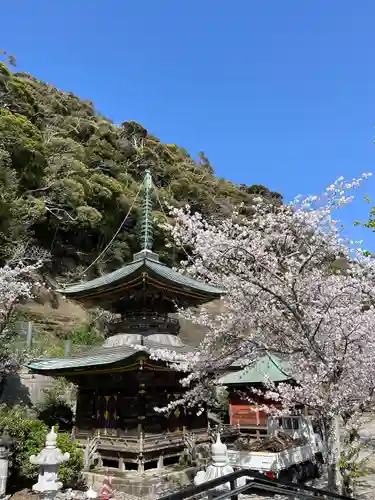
[153,181,191,260]
[62,183,142,285]
[63,171,189,286]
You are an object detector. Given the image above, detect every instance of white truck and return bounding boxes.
[227,415,325,484]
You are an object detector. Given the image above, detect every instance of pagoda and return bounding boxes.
[27,170,223,477]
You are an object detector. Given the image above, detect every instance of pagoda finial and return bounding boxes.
[139,169,153,251]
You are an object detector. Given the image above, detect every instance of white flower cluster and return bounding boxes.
[157,174,375,425]
[0,259,43,371]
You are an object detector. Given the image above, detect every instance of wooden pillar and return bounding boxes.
[137,456,144,474]
[137,359,146,438]
[119,457,126,472]
[138,427,145,473]
[137,374,145,474]
[255,405,260,426]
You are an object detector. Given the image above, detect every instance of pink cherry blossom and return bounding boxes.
[151,173,375,492]
[0,260,42,374]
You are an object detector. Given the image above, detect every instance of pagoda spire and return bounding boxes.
[139,169,154,251]
[132,169,159,263]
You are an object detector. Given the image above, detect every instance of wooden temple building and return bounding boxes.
[28,170,223,475]
[219,355,294,438]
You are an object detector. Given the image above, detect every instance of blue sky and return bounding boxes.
[2,1,375,249]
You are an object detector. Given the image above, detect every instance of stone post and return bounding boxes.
[118,457,125,472]
[0,430,13,498]
[30,426,70,500]
[194,432,235,493]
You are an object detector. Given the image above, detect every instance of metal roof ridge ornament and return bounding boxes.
[133,168,160,263]
[140,168,154,251]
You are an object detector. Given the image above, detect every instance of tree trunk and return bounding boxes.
[0,375,5,399]
[325,415,343,493]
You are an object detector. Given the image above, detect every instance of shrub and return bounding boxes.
[37,378,75,432]
[37,401,74,432]
[0,405,84,489]
[56,432,85,488]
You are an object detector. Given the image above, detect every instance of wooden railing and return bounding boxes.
[75,425,240,453]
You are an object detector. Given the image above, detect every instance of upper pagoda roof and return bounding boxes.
[58,249,222,302]
[58,170,223,307]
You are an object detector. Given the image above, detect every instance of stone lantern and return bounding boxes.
[0,430,14,497]
[30,426,70,500]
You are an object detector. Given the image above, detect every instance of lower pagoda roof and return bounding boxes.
[57,250,223,308]
[27,332,195,376]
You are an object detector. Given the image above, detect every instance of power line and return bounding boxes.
[153,178,191,261]
[63,184,142,284]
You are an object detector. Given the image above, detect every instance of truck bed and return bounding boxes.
[227,444,316,473]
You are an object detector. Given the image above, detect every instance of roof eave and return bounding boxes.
[57,258,223,302]
[26,348,145,375]
[218,376,292,386]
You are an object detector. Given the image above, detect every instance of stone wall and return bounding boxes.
[1,367,55,407]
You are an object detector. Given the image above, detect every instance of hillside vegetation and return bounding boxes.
[0,57,282,285]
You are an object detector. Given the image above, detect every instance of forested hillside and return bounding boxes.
[0,57,282,283]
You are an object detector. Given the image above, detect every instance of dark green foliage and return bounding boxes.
[38,403,74,432]
[56,431,85,488]
[238,183,283,202]
[69,322,103,345]
[0,60,282,279]
[0,405,84,489]
[355,195,375,256]
[37,378,75,432]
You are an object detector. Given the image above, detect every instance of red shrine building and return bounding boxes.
[219,355,294,437]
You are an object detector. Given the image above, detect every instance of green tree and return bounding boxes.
[0,59,283,280]
[0,405,84,488]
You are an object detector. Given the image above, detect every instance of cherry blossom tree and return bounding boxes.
[156,173,375,492]
[0,259,42,377]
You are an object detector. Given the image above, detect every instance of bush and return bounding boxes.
[37,378,75,432]
[56,432,85,488]
[38,402,74,432]
[0,405,84,489]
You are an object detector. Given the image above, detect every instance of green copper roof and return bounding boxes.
[218,355,291,385]
[58,253,222,298]
[28,345,137,372]
[58,169,223,301]
[27,335,195,373]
